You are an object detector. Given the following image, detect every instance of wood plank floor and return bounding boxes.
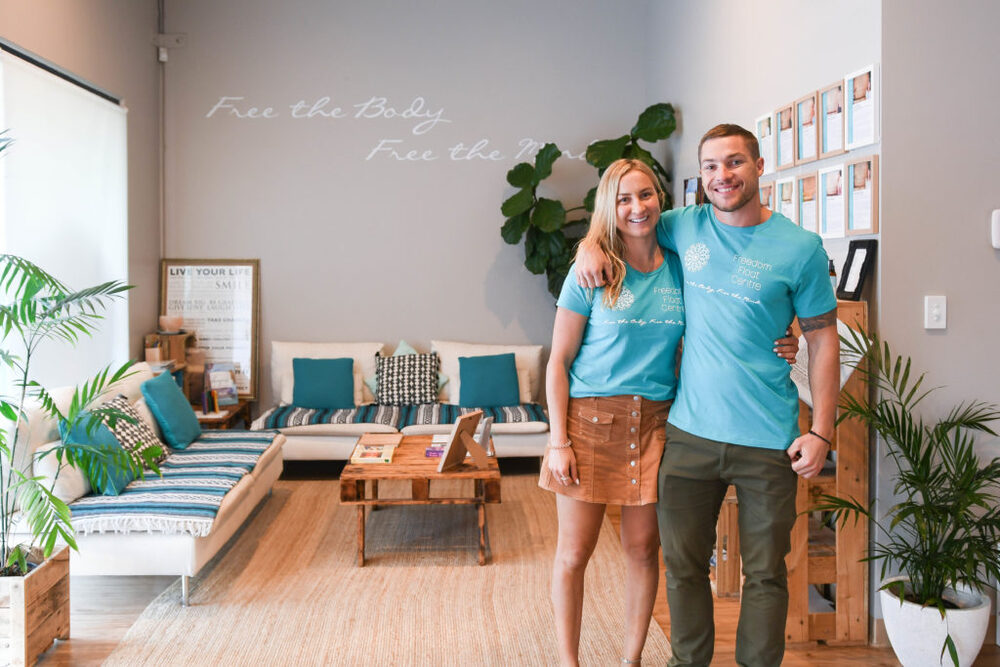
[34,465,1000,665]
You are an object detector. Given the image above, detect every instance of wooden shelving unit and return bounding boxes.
[714,300,870,646]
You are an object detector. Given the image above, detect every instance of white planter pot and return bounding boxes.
[880,576,991,667]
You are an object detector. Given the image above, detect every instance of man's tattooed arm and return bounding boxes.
[798,308,837,332]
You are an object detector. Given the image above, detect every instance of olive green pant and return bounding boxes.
[656,423,798,667]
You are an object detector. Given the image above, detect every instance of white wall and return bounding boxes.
[0,0,161,360]
[161,0,655,406]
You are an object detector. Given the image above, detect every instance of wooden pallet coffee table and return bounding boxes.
[339,434,501,566]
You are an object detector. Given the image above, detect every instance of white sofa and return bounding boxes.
[252,340,550,459]
[18,362,284,605]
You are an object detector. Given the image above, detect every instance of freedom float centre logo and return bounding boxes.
[683,243,711,272]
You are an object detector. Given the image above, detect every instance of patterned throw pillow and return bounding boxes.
[102,395,169,465]
[375,352,440,405]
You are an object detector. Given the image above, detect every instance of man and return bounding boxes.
[574,123,839,666]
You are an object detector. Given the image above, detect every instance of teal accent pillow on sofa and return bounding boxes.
[141,371,202,449]
[458,353,520,407]
[293,357,354,409]
[59,414,134,495]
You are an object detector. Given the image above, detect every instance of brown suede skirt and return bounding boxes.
[539,395,670,506]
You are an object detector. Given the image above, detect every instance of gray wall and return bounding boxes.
[0,0,162,358]
[161,0,653,405]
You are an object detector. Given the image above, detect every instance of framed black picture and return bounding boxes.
[836,239,877,301]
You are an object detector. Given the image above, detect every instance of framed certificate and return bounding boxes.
[776,177,797,224]
[775,103,796,170]
[837,239,877,301]
[755,113,776,175]
[683,176,705,206]
[759,181,774,209]
[797,173,818,233]
[794,92,819,165]
[818,165,846,239]
[160,259,261,399]
[845,64,879,150]
[846,155,879,235]
[819,81,846,158]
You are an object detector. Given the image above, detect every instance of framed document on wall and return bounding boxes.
[160,259,261,399]
[797,173,818,233]
[846,155,879,235]
[819,81,846,158]
[759,181,774,209]
[845,64,879,150]
[776,177,797,224]
[775,103,796,170]
[818,165,847,239]
[794,92,819,165]
[755,113,776,175]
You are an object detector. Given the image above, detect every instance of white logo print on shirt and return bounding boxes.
[612,286,635,311]
[684,243,711,272]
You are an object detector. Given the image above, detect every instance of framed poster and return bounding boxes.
[797,173,818,233]
[794,92,819,165]
[755,113,776,175]
[847,155,879,235]
[776,103,796,170]
[819,81,846,158]
[160,259,261,399]
[683,176,705,206]
[759,182,774,209]
[845,64,879,150]
[818,165,846,239]
[776,176,797,224]
[837,239,877,300]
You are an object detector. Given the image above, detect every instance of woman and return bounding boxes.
[539,159,797,666]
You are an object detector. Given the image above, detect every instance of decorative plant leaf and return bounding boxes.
[531,198,566,233]
[586,135,630,170]
[506,162,535,188]
[533,143,562,182]
[623,142,656,166]
[500,188,534,217]
[583,187,597,213]
[631,103,677,142]
[500,213,531,244]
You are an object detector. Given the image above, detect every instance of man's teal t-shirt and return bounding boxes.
[558,255,685,401]
[656,205,836,449]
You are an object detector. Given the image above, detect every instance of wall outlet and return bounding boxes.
[924,295,946,330]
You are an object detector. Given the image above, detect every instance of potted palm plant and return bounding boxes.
[1,130,161,664]
[814,328,1000,667]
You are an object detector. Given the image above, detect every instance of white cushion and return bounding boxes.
[133,397,164,440]
[431,340,544,404]
[33,440,92,503]
[271,341,385,405]
[273,422,399,436]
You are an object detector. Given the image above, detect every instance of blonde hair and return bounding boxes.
[578,159,664,309]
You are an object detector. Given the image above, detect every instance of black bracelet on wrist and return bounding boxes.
[808,429,833,446]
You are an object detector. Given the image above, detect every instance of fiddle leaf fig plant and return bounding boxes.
[501,103,676,298]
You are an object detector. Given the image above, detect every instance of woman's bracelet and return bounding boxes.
[808,429,833,446]
[547,439,572,450]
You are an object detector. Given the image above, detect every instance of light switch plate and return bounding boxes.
[924,295,946,329]
[992,209,1000,249]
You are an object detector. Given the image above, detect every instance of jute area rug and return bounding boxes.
[105,474,671,665]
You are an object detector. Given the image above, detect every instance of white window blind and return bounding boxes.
[0,47,129,390]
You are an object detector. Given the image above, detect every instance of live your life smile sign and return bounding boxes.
[204,94,588,163]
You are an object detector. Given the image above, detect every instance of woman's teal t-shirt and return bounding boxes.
[557,253,685,401]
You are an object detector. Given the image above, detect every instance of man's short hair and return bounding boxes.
[698,124,760,163]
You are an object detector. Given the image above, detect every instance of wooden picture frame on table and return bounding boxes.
[845,64,879,150]
[819,81,846,158]
[160,258,261,400]
[755,113,776,175]
[797,173,818,233]
[837,239,877,301]
[683,176,705,206]
[846,155,879,235]
[775,104,796,170]
[776,176,797,224]
[438,411,488,472]
[818,165,846,239]
[794,92,819,165]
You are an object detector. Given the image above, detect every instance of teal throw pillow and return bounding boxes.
[458,353,520,408]
[292,357,354,409]
[141,371,202,449]
[59,414,134,495]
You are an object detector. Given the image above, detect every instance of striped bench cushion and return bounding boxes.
[69,430,278,537]
[398,403,548,429]
[251,405,402,431]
